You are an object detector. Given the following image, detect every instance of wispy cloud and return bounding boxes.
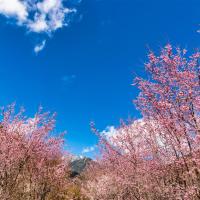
[61,74,76,84]
[0,0,80,53]
[34,40,46,54]
[82,145,96,154]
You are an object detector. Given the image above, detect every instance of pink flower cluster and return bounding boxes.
[0,104,71,199]
[85,45,200,200]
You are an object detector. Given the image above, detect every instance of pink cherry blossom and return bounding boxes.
[85,45,200,200]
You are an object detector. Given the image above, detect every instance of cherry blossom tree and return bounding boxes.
[85,45,200,200]
[0,104,72,200]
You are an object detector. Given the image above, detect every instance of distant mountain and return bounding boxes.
[70,157,92,177]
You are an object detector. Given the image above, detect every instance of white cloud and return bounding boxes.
[82,145,96,154]
[0,0,78,52]
[101,120,169,156]
[0,0,76,33]
[101,126,117,139]
[37,0,58,14]
[0,0,28,22]
[28,14,48,33]
[28,0,76,33]
[34,40,46,54]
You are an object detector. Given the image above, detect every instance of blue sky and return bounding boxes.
[0,0,200,157]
